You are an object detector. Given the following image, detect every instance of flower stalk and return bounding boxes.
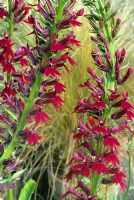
[0,0,84,195]
[62,0,134,199]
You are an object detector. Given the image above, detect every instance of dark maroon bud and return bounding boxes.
[115,61,121,80]
[77,181,90,196]
[116,18,121,27]
[99,64,110,72]
[97,32,104,40]
[118,67,133,85]
[115,49,120,60]
[76,8,84,16]
[119,48,126,64]
[102,178,113,184]
[112,28,118,37]
[81,141,95,156]
[106,51,111,64]
[95,56,103,65]
[87,67,103,83]
[111,109,127,119]
[91,35,98,42]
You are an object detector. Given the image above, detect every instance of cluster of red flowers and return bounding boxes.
[62,1,134,199]
[0,0,83,192]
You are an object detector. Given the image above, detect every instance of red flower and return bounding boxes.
[91,126,110,135]
[87,67,103,83]
[91,162,108,175]
[87,118,95,125]
[35,111,51,125]
[67,56,76,66]
[104,136,120,150]
[26,129,42,145]
[52,95,64,110]
[55,82,66,93]
[44,68,61,77]
[20,58,29,67]
[2,61,16,74]
[113,170,127,190]
[50,43,67,51]
[71,163,90,177]
[93,101,106,109]
[67,38,81,47]
[118,67,133,85]
[1,82,16,98]
[105,153,120,167]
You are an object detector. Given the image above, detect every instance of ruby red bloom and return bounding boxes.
[35,111,51,125]
[113,170,127,190]
[26,129,42,145]
[104,136,120,151]
[91,162,108,175]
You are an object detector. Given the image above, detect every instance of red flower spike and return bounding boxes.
[118,67,133,85]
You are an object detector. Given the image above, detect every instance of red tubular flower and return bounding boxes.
[91,162,108,175]
[25,129,42,145]
[35,111,51,125]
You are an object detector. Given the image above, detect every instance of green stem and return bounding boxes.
[55,0,65,23]
[8,0,14,34]
[91,1,116,196]
[7,188,13,200]
[7,0,14,82]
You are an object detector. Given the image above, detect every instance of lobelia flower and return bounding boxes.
[63,0,134,199]
[0,0,83,192]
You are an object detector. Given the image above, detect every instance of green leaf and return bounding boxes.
[5,108,18,121]
[19,179,36,200]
